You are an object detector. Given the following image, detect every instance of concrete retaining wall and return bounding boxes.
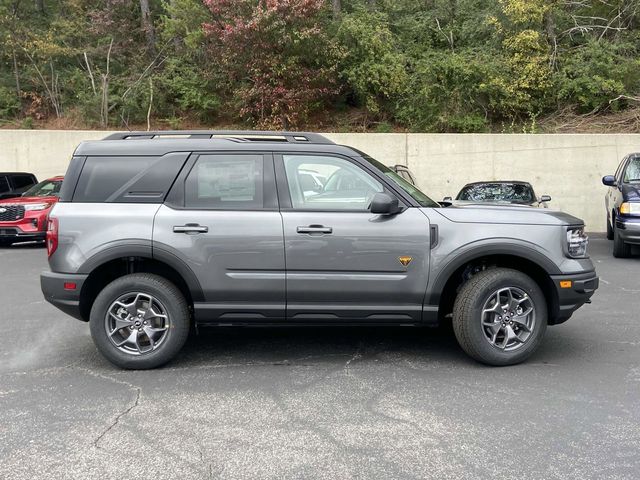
[2,130,638,232]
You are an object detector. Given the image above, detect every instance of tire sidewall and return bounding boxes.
[613,222,630,258]
[90,275,189,369]
[458,270,548,366]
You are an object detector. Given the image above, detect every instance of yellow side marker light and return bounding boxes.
[559,280,573,289]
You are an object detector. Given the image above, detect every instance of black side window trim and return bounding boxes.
[164,151,279,211]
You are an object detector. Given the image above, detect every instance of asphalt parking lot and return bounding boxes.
[0,236,639,480]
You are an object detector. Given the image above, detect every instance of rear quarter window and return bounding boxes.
[73,154,188,203]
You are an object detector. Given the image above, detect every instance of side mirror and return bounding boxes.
[539,195,551,203]
[370,192,399,215]
[443,196,453,202]
[602,175,617,187]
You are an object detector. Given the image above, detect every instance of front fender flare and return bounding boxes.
[427,240,561,306]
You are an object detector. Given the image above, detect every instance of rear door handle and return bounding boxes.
[297,225,333,235]
[173,224,209,234]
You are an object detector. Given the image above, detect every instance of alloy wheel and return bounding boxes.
[480,287,536,352]
[104,292,170,355]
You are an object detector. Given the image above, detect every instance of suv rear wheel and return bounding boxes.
[89,273,190,369]
[452,268,547,366]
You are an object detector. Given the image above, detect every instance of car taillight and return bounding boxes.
[46,217,58,257]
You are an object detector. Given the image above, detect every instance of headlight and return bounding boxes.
[620,202,640,216]
[566,227,589,258]
[24,203,50,211]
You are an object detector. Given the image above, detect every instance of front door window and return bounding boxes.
[283,155,383,211]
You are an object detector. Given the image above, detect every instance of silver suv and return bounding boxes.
[41,131,599,369]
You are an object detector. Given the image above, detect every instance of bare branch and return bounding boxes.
[83,52,97,96]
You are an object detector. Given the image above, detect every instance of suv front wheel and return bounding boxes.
[612,221,632,258]
[452,268,547,366]
[89,273,190,369]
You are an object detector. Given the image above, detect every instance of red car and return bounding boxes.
[0,176,63,247]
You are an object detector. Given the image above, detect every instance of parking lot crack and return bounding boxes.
[344,342,364,376]
[93,387,141,449]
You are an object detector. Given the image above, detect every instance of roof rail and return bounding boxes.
[102,130,334,144]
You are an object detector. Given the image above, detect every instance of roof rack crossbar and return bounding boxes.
[102,130,334,144]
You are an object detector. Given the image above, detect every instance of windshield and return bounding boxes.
[22,179,63,198]
[457,183,535,204]
[624,158,640,182]
[359,154,439,207]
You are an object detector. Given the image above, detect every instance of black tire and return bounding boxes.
[90,273,190,369]
[606,214,614,240]
[0,239,12,248]
[612,222,631,258]
[452,268,548,366]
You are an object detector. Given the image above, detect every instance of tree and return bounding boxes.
[202,0,338,128]
[139,0,157,55]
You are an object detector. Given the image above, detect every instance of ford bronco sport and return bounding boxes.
[41,131,598,369]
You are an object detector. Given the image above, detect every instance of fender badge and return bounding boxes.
[398,256,412,267]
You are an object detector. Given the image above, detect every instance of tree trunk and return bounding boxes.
[139,0,157,56]
[12,46,21,99]
[332,0,341,17]
[170,0,183,49]
[545,10,557,68]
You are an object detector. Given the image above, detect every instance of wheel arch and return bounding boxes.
[78,253,203,322]
[430,245,560,325]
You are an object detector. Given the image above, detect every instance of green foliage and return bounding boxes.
[396,51,499,132]
[159,0,210,49]
[555,41,640,113]
[2,0,640,131]
[0,87,21,118]
[337,11,407,114]
[155,59,221,121]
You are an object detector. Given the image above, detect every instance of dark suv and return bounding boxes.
[41,131,598,369]
[603,154,640,257]
[0,172,38,200]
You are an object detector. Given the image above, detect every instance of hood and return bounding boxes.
[621,183,640,202]
[432,204,583,226]
[0,196,58,206]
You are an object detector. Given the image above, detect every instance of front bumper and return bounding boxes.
[549,270,599,325]
[615,217,640,245]
[41,271,88,321]
[0,227,45,242]
[0,212,48,242]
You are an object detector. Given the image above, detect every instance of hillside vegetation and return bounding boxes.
[2,0,640,132]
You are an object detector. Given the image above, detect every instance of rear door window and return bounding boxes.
[0,176,9,194]
[10,175,36,191]
[184,154,264,210]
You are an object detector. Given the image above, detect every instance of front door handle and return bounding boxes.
[173,223,209,234]
[297,225,333,235]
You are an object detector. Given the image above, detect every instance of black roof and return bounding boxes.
[75,130,356,157]
[0,172,36,176]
